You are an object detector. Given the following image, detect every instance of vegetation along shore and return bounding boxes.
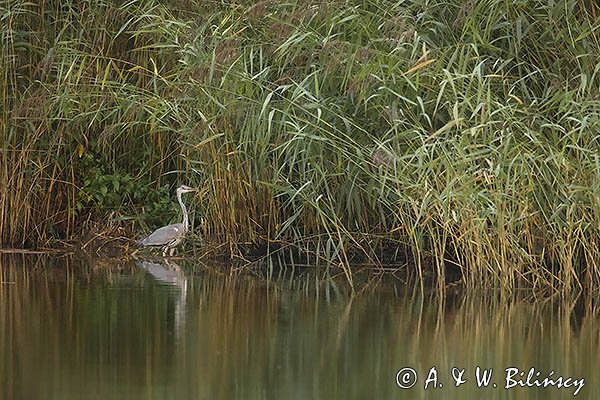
[1,0,599,291]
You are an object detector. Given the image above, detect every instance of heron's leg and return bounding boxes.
[169,247,175,257]
[162,246,168,257]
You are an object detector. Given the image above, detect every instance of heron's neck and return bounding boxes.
[177,191,188,232]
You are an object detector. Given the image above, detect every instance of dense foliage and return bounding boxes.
[2,0,599,290]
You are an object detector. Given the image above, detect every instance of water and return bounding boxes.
[0,254,596,399]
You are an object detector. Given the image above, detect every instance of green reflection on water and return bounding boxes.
[0,254,597,399]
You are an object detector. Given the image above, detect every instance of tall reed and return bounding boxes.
[1,0,599,291]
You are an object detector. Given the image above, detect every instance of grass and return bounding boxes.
[1,0,599,292]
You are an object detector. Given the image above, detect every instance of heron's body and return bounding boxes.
[136,223,185,247]
[137,185,196,256]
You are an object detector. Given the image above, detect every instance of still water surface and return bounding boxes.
[0,254,597,399]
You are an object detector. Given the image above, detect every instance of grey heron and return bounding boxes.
[137,185,197,256]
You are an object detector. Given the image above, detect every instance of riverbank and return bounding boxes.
[2,0,599,291]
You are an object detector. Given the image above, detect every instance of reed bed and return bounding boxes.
[1,0,599,291]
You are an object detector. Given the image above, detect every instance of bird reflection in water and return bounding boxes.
[136,259,187,340]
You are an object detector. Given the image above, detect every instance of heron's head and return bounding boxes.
[176,185,197,195]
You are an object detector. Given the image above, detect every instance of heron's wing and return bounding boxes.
[137,223,185,246]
